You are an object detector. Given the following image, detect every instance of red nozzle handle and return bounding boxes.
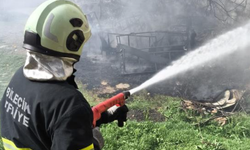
[92,92,130,127]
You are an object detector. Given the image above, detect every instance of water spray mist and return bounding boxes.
[129,22,250,95]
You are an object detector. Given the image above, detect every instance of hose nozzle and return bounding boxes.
[123,91,130,99]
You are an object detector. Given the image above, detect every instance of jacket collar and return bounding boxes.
[23,51,76,81]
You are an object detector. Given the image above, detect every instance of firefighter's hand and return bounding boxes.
[93,127,104,150]
[96,105,129,127]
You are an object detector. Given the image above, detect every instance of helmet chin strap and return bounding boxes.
[23,51,76,81]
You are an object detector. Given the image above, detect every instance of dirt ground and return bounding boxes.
[75,54,151,95]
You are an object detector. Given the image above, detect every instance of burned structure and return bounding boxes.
[76,0,250,75]
[72,0,250,102]
[99,29,196,75]
[80,1,202,74]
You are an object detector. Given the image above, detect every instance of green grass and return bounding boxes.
[77,81,105,106]
[98,92,250,150]
[100,120,250,150]
[100,116,250,150]
[0,50,25,96]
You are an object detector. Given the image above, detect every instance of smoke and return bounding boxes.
[0,0,222,50]
[129,22,250,96]
[191,46,250,99]
[75,0,250,100]
[79,0,221,57]
[83,0,220,33]
[0,0,44,45]
[153,42,250,100]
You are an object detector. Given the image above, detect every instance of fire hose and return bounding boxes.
[92,91,130,127]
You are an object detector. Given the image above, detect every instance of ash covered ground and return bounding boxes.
[75,53,151,95]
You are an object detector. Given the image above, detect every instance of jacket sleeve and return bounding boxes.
[50,104,95,150]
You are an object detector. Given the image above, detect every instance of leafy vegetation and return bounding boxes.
[99,92,250,150]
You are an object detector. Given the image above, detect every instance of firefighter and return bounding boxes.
[0,0,128,150]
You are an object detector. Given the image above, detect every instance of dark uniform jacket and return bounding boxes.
[1,67,95,150]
